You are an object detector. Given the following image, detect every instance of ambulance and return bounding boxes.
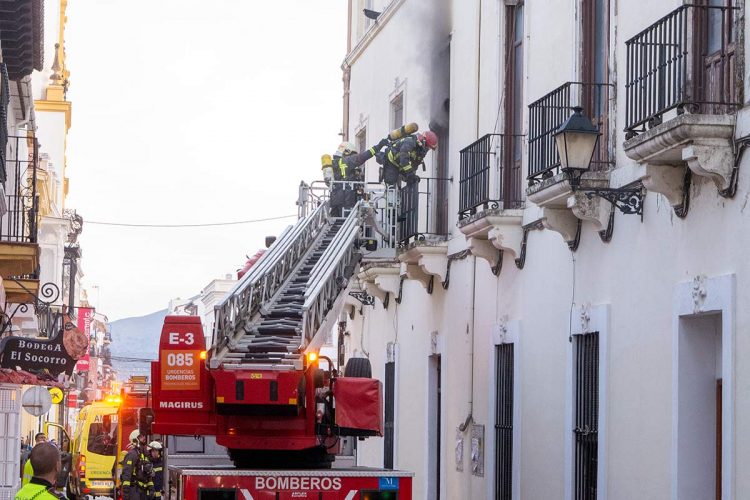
[69,399,119,499]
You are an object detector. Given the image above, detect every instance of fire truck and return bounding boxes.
[151,191,412,499]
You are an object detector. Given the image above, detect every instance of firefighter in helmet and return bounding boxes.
[121,431,153,500]
[325,139,389,217]
[378,130,438,186]
[147,442,164,499]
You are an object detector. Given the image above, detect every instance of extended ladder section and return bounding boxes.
[210,202,361,370]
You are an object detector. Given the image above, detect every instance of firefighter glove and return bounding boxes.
[377,138,390,150]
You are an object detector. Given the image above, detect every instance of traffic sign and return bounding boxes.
[22,386,52,416]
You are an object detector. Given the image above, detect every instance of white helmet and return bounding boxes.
[129,430,140,443]
[148,441,163,450]
[336,142,357,156]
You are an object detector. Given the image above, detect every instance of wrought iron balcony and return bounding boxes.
[624,4,740,138]
[527,82,613,184]
[459,133,524,219]
[397,177,450,246]
[1,135,39,245]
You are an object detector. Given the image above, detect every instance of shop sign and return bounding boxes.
[0,314,89,378]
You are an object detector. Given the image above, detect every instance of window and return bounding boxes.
[495,344,514,500]
[356,128,367,156]
[581,0,610,170]
[86,423,117,456]
[696,0,737,114]
[391,93,404,130]
[502,2,524,208]
[573,332,599,500]
[384,360,396,469]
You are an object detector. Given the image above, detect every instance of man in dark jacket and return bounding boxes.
[328,139,388,216]
[147,442,164,499]
[121,432,153,500]
[379,131,438,186]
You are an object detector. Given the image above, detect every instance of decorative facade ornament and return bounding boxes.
[692,274,707,313]
[430,331,439,355]
[580,302,591,332]
[50,43,63,85]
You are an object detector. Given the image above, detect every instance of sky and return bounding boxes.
[63,1,348,320]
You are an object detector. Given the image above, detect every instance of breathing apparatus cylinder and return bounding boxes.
[321,154,333,184]
[388,122,419,141]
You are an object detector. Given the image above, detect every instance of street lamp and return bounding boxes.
[554,106,644,217]
[553,106,600,175]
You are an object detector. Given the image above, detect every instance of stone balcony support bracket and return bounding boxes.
[526,172,611,243]
[466,237,501,270]
[357,263,402,307]
[458,209,524,258]
[398,242,448,291]
[623,113,736,196]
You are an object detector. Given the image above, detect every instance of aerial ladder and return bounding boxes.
[151,183,396,468]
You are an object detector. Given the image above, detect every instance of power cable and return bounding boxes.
[85,214,297,228]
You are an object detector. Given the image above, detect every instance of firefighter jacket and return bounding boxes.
[332,147,378,181]
[121,447,154,497]
[15,477,65,500]
[385,136,427,173]
[151,458,164,498]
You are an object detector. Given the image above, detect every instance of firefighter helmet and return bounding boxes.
[418,131,438,150]
[336,141,358,156]
[129,430,141,443]
[148,441,163,450]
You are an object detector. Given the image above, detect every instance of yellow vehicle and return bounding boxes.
[69,400,119,499]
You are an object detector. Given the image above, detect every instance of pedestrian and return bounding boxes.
[327,139,388,217]
[121,431,153,500]
[14,442,65,500]
[147,441,164,499]
[378,130,438,186]
[22,433,47,485]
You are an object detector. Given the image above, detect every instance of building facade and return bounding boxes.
[342,1,750,499]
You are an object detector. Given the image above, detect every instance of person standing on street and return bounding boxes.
[15,443,65,500]
[147,442,164,499]
[121,431,153,500]
[22,433,47,485]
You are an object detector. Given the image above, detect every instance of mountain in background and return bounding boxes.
[109,309,167,381]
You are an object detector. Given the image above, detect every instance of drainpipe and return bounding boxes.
[475,0,483,138]
[342,64,351,141]
[459,255,478,433]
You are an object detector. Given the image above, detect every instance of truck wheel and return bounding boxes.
[344,357,372,378]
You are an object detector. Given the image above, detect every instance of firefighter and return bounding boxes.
[121,431,153,500]
[15,443,65,500]
[328,139,389,216]
[378,130,438,186]
[147,442,164,499]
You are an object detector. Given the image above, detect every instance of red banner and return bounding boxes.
[74,308,94,372]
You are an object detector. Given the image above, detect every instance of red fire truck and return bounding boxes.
[168,467,411,500]
[151,201,412,499]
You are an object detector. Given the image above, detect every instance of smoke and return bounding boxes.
[398,0,452,133]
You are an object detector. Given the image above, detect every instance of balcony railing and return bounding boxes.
[624,4,740,137]
[397,177,449,246]
[528,82,613,184]
[459,134,524,219]
[1,135,38,244]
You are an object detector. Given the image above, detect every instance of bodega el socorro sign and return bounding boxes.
[0,314,89,378]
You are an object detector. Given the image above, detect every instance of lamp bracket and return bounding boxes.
[348,291,375,307]
[579,182,644,217]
